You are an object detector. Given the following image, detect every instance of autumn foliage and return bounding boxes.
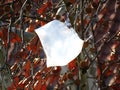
[0,0,120,90]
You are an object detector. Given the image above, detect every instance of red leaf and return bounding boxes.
[7,83,16,90]
[18,80,25,89]
[41,84,46,90]
[5,0,13,3]
[23,60,31,77]
[26,36,41,55]
[8,77,19,90]
[111,85,120,90]
[49,75,60,83]
[13,76,19,87]
[10,32,22,43]
[0,28,22,47]
[68,59,77,70]
[24,84,29,90]
[36,20,46,26]
[18,77,32,90]
[37,2,52,15]
[34,80,41,90]
[33,58,40,68]
[0,31,2,36]
[15,48,28,60]
[0,28,8,46]
[27,24,35,32]
[22,76,32,85]
[7,87,13,90]
[27,36,39,50]
[97,66,101,78]
[99,7,107,15]
[40,21,46,26]
[113,41,120,49]
[109,54,118,61]
[52,66,61,74]
[68,59,78,75]
[69,0,76,3]
[104,69,112,77]
[34,70,41,80]
[84,18,90,25]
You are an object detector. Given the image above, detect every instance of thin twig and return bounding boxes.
[62,0,74,27]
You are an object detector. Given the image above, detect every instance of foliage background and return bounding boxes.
[0,0,120,90]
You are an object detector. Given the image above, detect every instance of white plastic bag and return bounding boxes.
[35,20,84,67]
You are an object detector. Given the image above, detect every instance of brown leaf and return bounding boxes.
[67,72,73,80]
[85,5,93,14]
[83,42,89,48]
[90,48,95,53]
[79,59,90,70]
[74,79,80,86]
